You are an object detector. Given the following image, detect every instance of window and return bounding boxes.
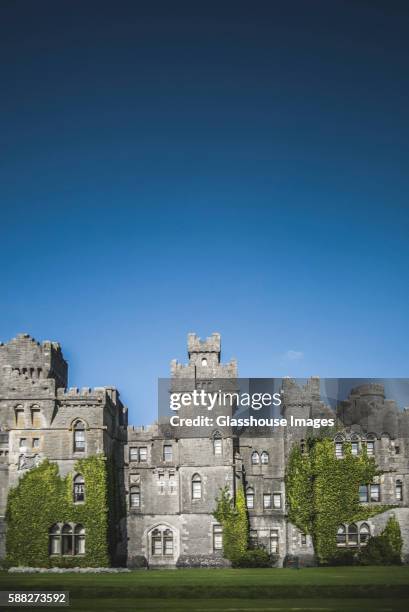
[158,473,165,494]
[213,525,223,551]
[301,533,307,546]
[74,524,85,555]
[163,445,172,462]
[261,451,269,464]
[351,440,359,456]
[169,472,176,494]
[15,407,24,427]
[246,487,254,509]
[396,480,403,502]
[263,493,272,509]
[359,484,368,503]
[192,474,202,499]
[151,527,174,556]
[270,529,279,554]
[337,523,370,547]
[359,523,370,545]
[130,486,140,508]
[251,451,259,465]
[32,438,40,449]
[336,525,346,545]
[19,438,26,450]
[366,440,375,456]
[201,358,208,366]
[73,474,85,503]
[73,421,85,452]
[395,445,400,455]
[62,524,73,555]
[348,523,358,545]
[335,441,343,458]
[273,493,282,509]
[370,484,380,502]
[49,524,60,555]
[130,447,139,461]
[213,436,222,456]
[31,407,41,428]
[139,447,148,462]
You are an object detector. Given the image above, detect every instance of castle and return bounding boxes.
[0,333,408,567]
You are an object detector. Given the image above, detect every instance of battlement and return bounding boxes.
[0,334,67,388]
[187,333,221,357]
[350,383,385,401]
[281,377,321,402]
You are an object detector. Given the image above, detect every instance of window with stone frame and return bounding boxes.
[158,472,165,494]
[15,407,24,427]
[396,479,403,501]
[351,435,359,456]
[151,527,174,556]
[73,474,85,503]
[336,523,370,547]
[129,447,138,461]
[251,451,260,464]
[366,437,375,456]
[263,493,272,509]
[246,487,254,509]
[261,451,269,464]
[169,472,176,494]
[370,483,380,502]
[192,473,202,500]
[213,435,222,456]
[31,406,41,428]
[130,486,140,509]
[163,445,172,462]
[273,493,282,508]
[249,529,258,548]
[139,447,148,462]
[359,484,369,503]
[270,529,279,554]
[73,421,85,452]
[213,524,223,551]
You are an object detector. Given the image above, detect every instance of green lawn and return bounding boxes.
[1,567,409,611]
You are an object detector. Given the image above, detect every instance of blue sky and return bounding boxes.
[1,1,408,424]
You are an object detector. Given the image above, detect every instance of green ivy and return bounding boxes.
[285,438,394,563]
[6,456,110,567]
[213,485,248,561]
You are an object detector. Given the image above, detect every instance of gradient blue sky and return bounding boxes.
[1,1,408,424]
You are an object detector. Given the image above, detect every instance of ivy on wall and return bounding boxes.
[6,456,110,567]
[285,438,394,563]
[213,485,248,561]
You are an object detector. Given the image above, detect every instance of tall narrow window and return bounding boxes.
[213,525,223,551]
[270,529,279,554]
[396,480,403,501]
[261,451,269,464]
[359,523,370,544]
[129,447,138,461]
[151,529,162,555]
[335,441,343,458]
[192,474,202,499]
[73,474,85,503]
[139,447,148,462]
[163,529,173,555]
[336,525,346,545]
[15,407,24,427]
[348,523,358,545]
[73,421,85,452]
[246,487,254,509]
[130,486,140,508]
[263,493,272,509]
[62,524,73,555]
[158,473,165,494]
[359,484,368,503]
[19,438,27,450]
[31,407,41,428]
[370,483,380,502]
[351,438,359,456]
[273,493,282,508]
[213,436,222,456]
[301,533,307,546]
[251,451,260,464]
[169,472,176,494]
[49,524,61,555]
[74,525,85,555]
[163,445,172,462]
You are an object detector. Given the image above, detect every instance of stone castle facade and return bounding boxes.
[0,333,408,567]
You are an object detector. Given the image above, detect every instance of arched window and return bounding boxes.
[130,486,140,508]
[74,525,85,555]
[261,451,269,464]
[62,524,73,555]
[251,451,260,465]
[201,358,208,366]
[73,421,85,452]
[192,474,202,499]
[350,434,359,456]
[246,487,254,509]
[213,434,222,456]
[73,474,85,503]
[348,523,358,545]
[49,524,61,555]
[359,523,370,545]
[396,479,403,501]
[151,526,174,556]
[336,525,346,545]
